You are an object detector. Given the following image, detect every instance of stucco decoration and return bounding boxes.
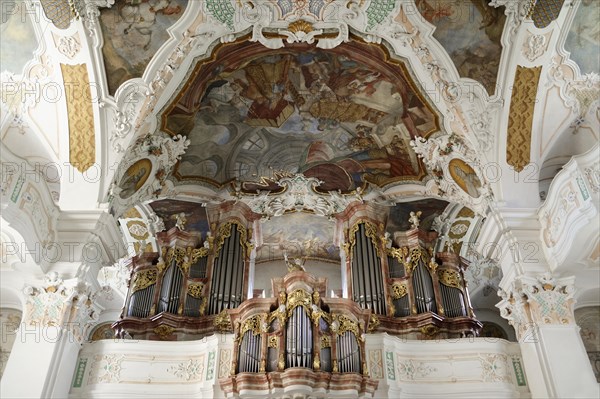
[245,174,362,220]
[506,66,542,172]
[497,273,575,340]
[61,63,96,173]
[410,133,491,215]
[110,133,190,216]
[23,273,102,343]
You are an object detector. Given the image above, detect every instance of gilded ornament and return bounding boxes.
[390,282,408,299]
[348,220,382,257]
[278,354,285,371]
[286,289,312,316]
[420,325,439,337]
[131,269,157,293]
[61,64,95,172]
[240,314,265,336]
[214,310,233,332]
[367,314,380,333]
[507,66,542,172]
[153,325,174,340]
[321,335,331,348]
[268,335,278,348]
[438,269,462,289]
[288,20,314,34]
[313,352,321,370]
[187,283,205,299]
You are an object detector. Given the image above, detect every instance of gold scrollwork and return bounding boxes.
[166,246,186,266]
[438,269,462,289]
[214,310,233,332]
[187,282,205,298]
[321,335,331,348]
[348,220,382,257]
[404,247,430,275]
[214,221,252,257]
[313,352,321,370]
[240,314,265,337]
[286,289,312,316]
[131,269,157,293]
[387,246,409,262]
[367,314,380,333]
[199,297,208,316]
[331,314,360,339]
[390,281,408,299]
[268,335,278,348]
[153,325,174,340]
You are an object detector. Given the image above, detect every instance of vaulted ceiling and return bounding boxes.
[1,0,598,309]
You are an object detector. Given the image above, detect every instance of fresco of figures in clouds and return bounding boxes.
[165,42,438,193]
[416,0,505,95]
[0,0,38,75]
[565,0,600,74]
[99,0,187,94]
[256,212,339,262]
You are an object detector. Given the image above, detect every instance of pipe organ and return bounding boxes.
[349,222,386,315]
[340,214,479,338]
[220,271,378,398]
[113,203,479,342]
[208,222,247,315]
[113,220,252,340]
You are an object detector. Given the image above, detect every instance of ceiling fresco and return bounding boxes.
[416,0,505,95]
[565,0,600,74]
[0,0,38,75]
[99,0,187,94]
[148,199,209,238]
[256,212,339,263]
[163,41,439,193]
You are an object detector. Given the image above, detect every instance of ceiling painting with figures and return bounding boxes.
[162,40,440,193]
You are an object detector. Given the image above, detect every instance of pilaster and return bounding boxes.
[0,273,102,398]
[497,273,599,398]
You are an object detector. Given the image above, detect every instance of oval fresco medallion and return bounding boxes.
[118,158,152,199]
[448,158,482,198]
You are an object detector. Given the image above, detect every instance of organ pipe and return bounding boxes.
[351,223,385,315]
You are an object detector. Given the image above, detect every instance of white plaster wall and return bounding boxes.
[69,333,530,399]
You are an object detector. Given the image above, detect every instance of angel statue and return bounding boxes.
[409,211,422,229]
[284,251,306,273]
[172,212,187,230]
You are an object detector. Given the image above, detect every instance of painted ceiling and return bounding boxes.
[99,0,188,94]
[162,40,439,193]
[415,0,505,95]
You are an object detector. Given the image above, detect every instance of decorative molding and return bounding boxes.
[167,358,204,381]
[396,357,437,381]
[506,66,542,172]
[23,273,101,343]
[490,0,536,42]
[61,63,95,173]
[55,34,81,59]
[245,174,361,220]
[497,273,576,340]
[410,134,491,215]
[523,32,551,62]
[110,134,190,216]
[539,144,599,269]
